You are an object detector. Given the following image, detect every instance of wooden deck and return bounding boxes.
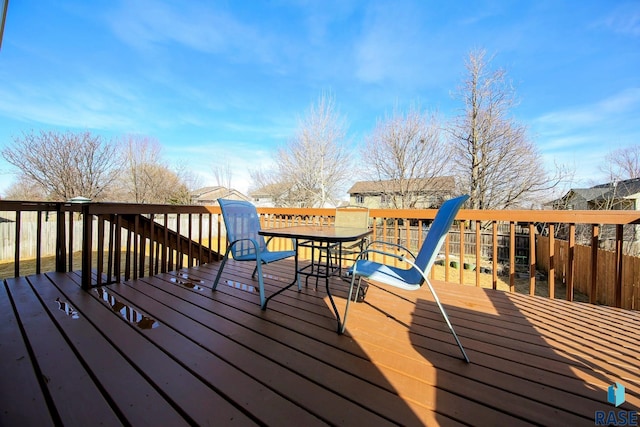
[2,258,639,426]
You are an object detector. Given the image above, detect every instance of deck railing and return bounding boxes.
[1,201,639,309]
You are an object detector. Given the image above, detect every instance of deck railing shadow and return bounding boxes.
[406,289,640,424]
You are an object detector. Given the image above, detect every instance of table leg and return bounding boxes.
[262,243,301,309]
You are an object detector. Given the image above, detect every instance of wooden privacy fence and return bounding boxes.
[537,235,640,310]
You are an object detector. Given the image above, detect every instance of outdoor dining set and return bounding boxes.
[212,195,471,363]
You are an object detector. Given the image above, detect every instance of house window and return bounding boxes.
[355,195,364,204]
[381,194,391,205]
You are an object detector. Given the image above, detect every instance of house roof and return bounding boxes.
[594,178,640,200]
[552,177,640,207]
[190,186,250,204]
[569,188,611,202]
[347,176,455,195]
[249,183,290,198]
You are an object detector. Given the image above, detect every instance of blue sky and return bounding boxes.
[0,0,639,197]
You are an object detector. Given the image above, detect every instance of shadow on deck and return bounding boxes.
[2,258,639,426]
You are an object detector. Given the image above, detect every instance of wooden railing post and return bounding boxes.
[548,224,555,299]
[529,223,536,296]
[55,203,67,272]
[14,210,21,278]
[81,203,93,290]
[509,222,515,292]
[492,222,498,290]
[615,224,623,308]
[590,225,599,304]
[567,224,575,301]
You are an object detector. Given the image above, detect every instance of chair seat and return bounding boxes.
[260,250,296,263]
[351,260,422,291]
[233,249,295,262]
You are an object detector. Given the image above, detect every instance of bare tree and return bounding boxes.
[274,93,353,207]
[601,144,640,181]
[212,160,233,189]
[111,135,191,204]
[248,169,292,207]
[3,177,48,201]
[361,106,451,208]
[2,130,121,201]
[448,49,561,209]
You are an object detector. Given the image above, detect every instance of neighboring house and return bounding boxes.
[551,178,640,211]
[250,183,339,208]
[249,183,288,207]
[347,177,456,209]
[190,186,250,205]
[550,178,640,249]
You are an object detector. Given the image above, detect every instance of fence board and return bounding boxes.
[537,236,640,309]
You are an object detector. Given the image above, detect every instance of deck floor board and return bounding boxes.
[2,258,639,426]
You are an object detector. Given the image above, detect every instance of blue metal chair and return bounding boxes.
[341,195,471,363]
[213,199,298,309]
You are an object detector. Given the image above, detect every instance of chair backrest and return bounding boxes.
[409,195,469,284]
[334,206,369,228]
[218,198,267,259]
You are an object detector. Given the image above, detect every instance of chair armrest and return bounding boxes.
[355,248,429,281]
[363,240,417,259]
[356,246,416,264]
[265,236,297,250]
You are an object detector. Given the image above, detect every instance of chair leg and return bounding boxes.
[339,274,362,334]
[212,249,232,291]
[256,262,267,310]
[424,278,470,363]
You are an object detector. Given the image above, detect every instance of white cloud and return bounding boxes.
[106,1,276,64]
[602,3,640,37]
[532,88,640,184]
[534,88,640,134]
[0,78,141,131]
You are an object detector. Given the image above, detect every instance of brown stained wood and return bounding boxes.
[0,280,55,427]
[6,276,122,426]
[475,226,481,287]
[549,224,555,300]
[26,273,191,427]
[47,271,257,427]
[591,225,599,304]
[3,258,640,426]
[36,211,42,274]
[96,216,105,286]
[567,224,575,301]
[459,225,465,286]
[492,222,498,290]
[616,224,623,308]
[510,222,515,292]
[529,223,536,296]
[200,261,640,413]
[14,211,20,277]
[68,212,74,270]
[81,205,92,289]
[109,278,401,427]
